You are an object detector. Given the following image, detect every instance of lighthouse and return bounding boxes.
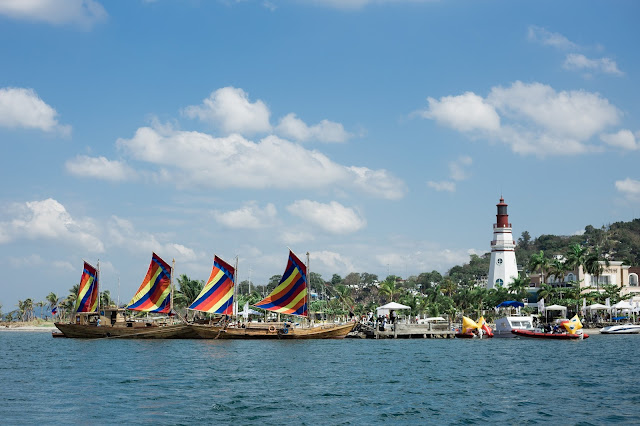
[487,197,518,289]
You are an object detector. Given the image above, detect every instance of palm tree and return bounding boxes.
[528,251,550,286]
[334,284,354,312]
[379,280,398,302]
[536,283,555,304]
[174,274,204,309]
[46,292,59,312]
[101,290,115,308]
[508,275,530,302]
[547,258,569,286]
[565,243,587,274]
[440,277,457,298]
[584,247,609,292]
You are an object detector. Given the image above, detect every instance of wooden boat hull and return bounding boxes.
[54,322,197,339]
[511,329,588,339]
[191,322,355,339]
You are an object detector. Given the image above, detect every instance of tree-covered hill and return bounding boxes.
[515,218,640,268]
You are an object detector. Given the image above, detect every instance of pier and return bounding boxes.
[348,322,455,339]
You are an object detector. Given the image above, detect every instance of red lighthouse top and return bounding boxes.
[496,197,510,228]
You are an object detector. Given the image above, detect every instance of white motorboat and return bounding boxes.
[600,324,640,334]
[493,316,536,338]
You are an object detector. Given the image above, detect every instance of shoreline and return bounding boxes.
[1,324,57,332]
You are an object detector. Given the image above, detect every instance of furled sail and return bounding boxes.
[254,250,308,316]
[188,255,234,314]
[127,253,172,313]
[75,261,99,313]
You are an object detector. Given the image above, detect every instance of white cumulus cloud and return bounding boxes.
[418,92,500,133]
[107,216,197,262]
[115,124,405,199]
[276,113,351,143]
[563,53,624,76]
[182,87,272,135]
[615,178,640,200]
[287,200,366,234]
[600,130,638,150]
[0,198,103,252]
[0,87,71,135]
[65,155,136,181]
[213,202,277,229]
[418,81,621,157]
[0,0,107,28]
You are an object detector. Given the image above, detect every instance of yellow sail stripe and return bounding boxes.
[205,287,234,313]
[74,276,94,311]
[270,270,298,297]
[128,266,165,305]
[207,270,225,288]
[272,289,307,313]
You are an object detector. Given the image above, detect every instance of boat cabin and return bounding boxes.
[494,316,536,337]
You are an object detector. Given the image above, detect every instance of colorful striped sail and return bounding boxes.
[74,261,99,313]
[127,253,172,313]
[254,250,308,316]
[188,256,235,314]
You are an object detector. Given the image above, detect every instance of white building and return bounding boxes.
[488,197,519,289]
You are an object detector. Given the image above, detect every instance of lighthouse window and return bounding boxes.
[496,279,504,287]
[496,258,503,265]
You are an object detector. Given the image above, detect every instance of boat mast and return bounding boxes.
[97,259,101,313]
[170,258,175,318]
[306,251,310,326]
[233,256,239,318]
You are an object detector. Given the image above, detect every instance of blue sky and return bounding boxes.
[1,0,639,308]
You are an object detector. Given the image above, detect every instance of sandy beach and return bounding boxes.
[0,324,56,332]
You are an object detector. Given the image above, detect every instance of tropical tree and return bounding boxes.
[536,283,556,304]
[565,243,587,274]
[46,292,59,312]
[173,274,204,309]
[101,290,115,307]
[379,279,398,302]
[440,277,457,298]
[333,284,354,312]
[583,248,609,291]
[508,275,530,302]
[528,251,551,285]
[547,258,569,285]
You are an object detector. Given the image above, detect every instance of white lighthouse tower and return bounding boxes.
[487,197,518,289]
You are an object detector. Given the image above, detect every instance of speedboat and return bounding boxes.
[493,316,535,338]
[600,324,640,334]
[511,329,588,339]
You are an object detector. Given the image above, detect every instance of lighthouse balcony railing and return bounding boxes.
[491,240,516,246]
[493,223,512,229]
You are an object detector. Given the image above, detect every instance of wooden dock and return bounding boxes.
[348,323,455,339]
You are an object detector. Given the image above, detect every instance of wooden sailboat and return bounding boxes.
[191,250,355,339]
[55,253,194,339]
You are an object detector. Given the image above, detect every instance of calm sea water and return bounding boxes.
[1,332,639,425]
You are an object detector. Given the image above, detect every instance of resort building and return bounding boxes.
[528,261,640,302]
[487,197,518,289]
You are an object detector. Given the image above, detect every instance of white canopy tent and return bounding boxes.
[376,302,411,318]
[587,303,609,311]
[612,301,633,310]
[544,304,567,321]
